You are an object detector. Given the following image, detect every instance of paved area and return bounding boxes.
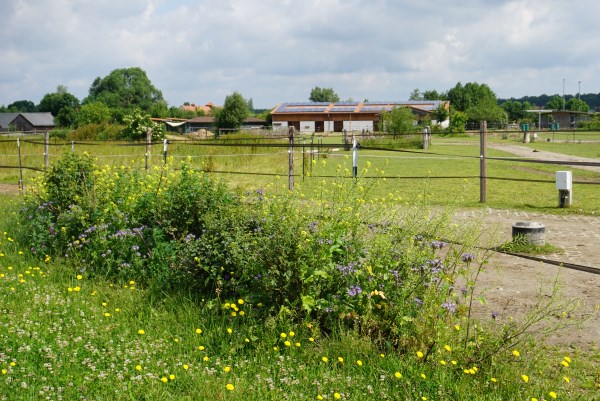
[487,142,600,174]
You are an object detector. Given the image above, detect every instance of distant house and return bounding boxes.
[526,109,594,129]
[270,101,449,133]
[0,112,55,132]
[180,102,219,115]
[548,110,593,129]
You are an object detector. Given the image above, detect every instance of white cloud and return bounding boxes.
[1,0,600,108]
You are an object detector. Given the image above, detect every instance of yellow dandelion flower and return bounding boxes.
[227,328,232,334]
[380,353,385,358]
[161,377,168,383]
[224,366,231,373]
[521,375,529,383]
[491,377,497,382]
[289,331,295,337]
[273,346,279,351]
[444,345,451,352]
[512,350,520,358]
[9,362,14,367]
[203,356,209,362]
[548,391,557,399]
[295,342,301,347]
[284,341,291,347]
[563,356,571,363]
[239,311,245,316]
[563,376,570,383]
[416,351,424,358]
[334,393,341,399]
[454,324,460,331]
[237,298,244,305]
[280,332,287,338]
[440,360,447,365]
[73,286,81,292]
[309,337,315,342]
[322,357,328,363]
[561,360,569,367]
[1,369,6,374]
[451,360,457,365]
[421,373,426,379]
[226,383,234,391]
[338,357,344,363]
[394,371,402,379]
[422,397,427,401]
[318,396,323,400]
[169,374,175,380]
[531,398,539,401]
[138,329,145,335]
[135,365,142,371]
[196,328,202,334]
[357,360,363,366]
[231,311,237,317]
[103,312,110,317]
[198,345,205,351]
[76,275,83,280]
[183,364,189,370]
[115,308,121,312]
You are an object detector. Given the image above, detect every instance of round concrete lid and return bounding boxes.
[512,221,545,229]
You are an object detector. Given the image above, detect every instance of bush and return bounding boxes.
[17,153,497,355]
[70,123,124,140]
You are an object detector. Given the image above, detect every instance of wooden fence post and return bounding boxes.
[352,135,358,178]
[17,138,23,193]
[145,128,152,171]
[480,120,487,203]
[288,126,295,191]
[44,130,50,169]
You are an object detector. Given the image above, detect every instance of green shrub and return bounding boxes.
[17,153,492,354]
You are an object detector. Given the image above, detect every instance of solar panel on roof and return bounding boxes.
[334,102,359,106]
[329,107,356,112]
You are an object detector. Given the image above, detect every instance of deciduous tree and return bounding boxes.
[215,92,250,130]
[309,87,340,103]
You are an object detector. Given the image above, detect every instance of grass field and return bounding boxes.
[0,132,598,214]
[1,189,599,400]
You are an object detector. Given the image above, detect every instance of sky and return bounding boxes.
[1,0,599,110]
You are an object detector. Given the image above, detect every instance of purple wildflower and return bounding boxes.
[347,285,362,297]
[491,311,499,320]
[442,302,457,313]
[461,253,476,263]
[430,240,447,250]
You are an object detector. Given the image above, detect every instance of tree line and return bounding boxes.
[3,66,599,136]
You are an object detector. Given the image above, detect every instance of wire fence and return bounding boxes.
[1,130,599,209]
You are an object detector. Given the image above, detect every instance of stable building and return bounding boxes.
[270,100,449,133]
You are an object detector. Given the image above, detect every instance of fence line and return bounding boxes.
[1,134,599,198]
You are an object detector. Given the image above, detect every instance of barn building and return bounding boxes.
[270,100,449,133]
[0,112,55,132]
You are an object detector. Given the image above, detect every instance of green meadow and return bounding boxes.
[0,134,599,399]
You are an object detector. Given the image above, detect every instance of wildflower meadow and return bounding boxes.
[0,152,598,400]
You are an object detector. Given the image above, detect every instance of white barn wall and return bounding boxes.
[343,120,373,132]
[300,121,315,132]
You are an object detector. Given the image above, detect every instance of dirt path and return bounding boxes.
[446,145,600,349]
[488,142,600,174]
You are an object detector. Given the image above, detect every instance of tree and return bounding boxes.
[432,105,449,124]
[75,102,112,127]
[309,87,340,103]
[380,106,416,134]
[7,100,36,112]
[38,86,80,127]
[545,95,564,110]
[121,108,165,141]
[501,100,531,122]
[409,89,423,101]
[423,90,443,101]
[447,110,468,133]
[466,98,506,123]
[86,67,164,114]
[566,97,590,112]
[215,92,250,130]
[446,82,497,112]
